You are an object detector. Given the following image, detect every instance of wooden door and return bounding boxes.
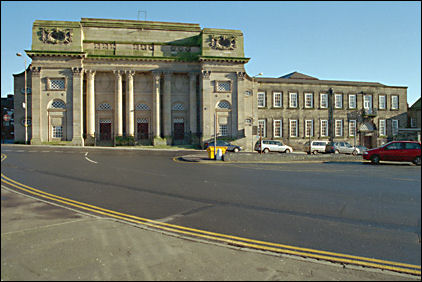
[174,122,184,140]
[137,122,149,140]
[100,123,111,140]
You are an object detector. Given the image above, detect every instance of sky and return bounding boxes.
[1,1,421,105]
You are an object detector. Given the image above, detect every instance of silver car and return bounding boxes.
[255,140,293,153]
[333,141,359,155]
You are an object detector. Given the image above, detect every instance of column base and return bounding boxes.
[71,136,85,146]
[85,135,96,146]
[190,134,200,146]
[153,137,167,146]
[30,138,42,145]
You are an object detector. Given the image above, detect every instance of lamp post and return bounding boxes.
[16,52,27,145]
[252,72,263,153]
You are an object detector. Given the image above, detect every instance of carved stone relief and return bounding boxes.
[209,35,236,50]
[40,28,72,44]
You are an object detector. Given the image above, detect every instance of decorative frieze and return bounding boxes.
[133,43,154,51]
[40,28,72,44]
[94,42,116,50]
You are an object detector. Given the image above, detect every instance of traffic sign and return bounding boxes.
[3,114,11,122]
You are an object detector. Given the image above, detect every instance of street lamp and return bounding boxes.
[16,52,27,145]
[252,72,263,153]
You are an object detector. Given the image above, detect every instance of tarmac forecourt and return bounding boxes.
[1,153,420,276]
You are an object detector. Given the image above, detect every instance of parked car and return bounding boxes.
[204,140,242,152]
[332,141,359,155]
[304,140,330,154]
[325,141,336,154]
[255,140,293,153]
[363,141,421,165]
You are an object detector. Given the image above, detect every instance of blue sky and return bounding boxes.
[1,1,420,105]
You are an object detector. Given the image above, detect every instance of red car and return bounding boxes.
[363,141,421,165]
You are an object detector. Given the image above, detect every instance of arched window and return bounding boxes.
[217,100,231,110]
[172,103,184,111]
[136,103,150,111]
[98,103,112,111]
[49,99,66,109]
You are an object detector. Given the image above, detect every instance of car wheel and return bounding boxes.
[352,150,358,156]
[263,148,269,153]
[312,150,318,155]
[285,149,291,153]
[413,156,421,166]
[233,147,239,153]
[335,150,340,154]
[371,155,380,165]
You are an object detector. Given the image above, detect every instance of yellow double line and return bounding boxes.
[1,153,420,276]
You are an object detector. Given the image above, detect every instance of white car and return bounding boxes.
[304,140,329,154]
[255,140,293,153]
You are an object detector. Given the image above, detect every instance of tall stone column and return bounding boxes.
[163,71,172,144]
[126,70,135,137]
[199,70,211,145]
[86,70,96,145]
[71,67,84,146]
[30,66,42,145]
[152,71,164,144]
[189,72,198,144]
[114,70,123,137]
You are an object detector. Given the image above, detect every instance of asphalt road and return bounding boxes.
[1,145,421,268]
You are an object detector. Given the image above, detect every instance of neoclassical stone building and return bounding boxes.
[14,18,408,151]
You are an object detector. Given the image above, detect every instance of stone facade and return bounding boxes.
[13,18,408,151]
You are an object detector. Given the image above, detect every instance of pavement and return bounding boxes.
[1,145,420,280]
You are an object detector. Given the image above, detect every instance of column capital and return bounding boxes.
[113,70,123,78]
[85,69,96,79]
[72,67,83,76]
[125,70,135,78]
[237,71,246,80]
[31,66,41,76]
[201,70,211,80]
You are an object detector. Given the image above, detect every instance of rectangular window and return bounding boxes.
[392,119,399,136]
[411,117,417,128]
[258,119,266,137]
[216,81,231,92]
[320,120,328,137]
[349,120,357,137]
[304,93,313,108]
[364,95,372,109]
[305,120,313,137]
[391,96,399,110]
[348,94,356,109]
[257,92,266,108]
[273,119,282,137]
[290,120,298,137]
[335,120,343,137]
[335,94,343,109]
[379,95,386,110]
[219,124,228,136]
[289,93,298,108]
[320,93,328,108]
[273,92,282,108]
[379,119,386,136]
[48,78,66,90]
[52,126,63,138]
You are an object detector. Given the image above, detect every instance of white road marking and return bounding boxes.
[84,152,98,164]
